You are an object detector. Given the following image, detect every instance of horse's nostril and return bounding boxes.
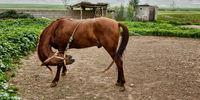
[71,59,75,62]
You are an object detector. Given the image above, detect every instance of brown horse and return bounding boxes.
[37,17,129,91]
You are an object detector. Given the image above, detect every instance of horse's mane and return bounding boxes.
[37,20,57,62]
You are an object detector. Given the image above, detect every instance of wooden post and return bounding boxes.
[80,7,83,19]
[105,8,107,16]
[101,7,104,17]
[94,7,96,18]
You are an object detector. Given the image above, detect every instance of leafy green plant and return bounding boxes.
[0,18,51,99]
[122,21,200,38]
[129,0,139,9]
[114,5,125,21]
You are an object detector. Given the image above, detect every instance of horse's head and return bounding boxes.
[41,54,75,66]
[64,55,75,65]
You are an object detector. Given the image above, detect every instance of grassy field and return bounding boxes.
[0,4,65,10]
[158,11,200,14]
[159,8,200,11]
[158,10,200,25]
[122,21,200,38]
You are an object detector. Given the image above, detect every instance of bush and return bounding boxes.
[114,5,125,21]
[113,5,134,21]
[126,5,134,21]
[0,10,34,19]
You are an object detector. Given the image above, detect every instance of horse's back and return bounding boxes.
[51,17,120,49]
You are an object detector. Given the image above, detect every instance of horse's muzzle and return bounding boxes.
[68,56,75,64]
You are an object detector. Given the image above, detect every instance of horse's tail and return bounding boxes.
[116,23,129,58]
[102,23,129,73]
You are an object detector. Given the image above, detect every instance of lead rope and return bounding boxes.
[64,21,82,66]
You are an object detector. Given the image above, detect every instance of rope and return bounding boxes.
[64,21,82,66]
[43,21,82,65]
[44,51,60,64]
[69,22,82,43]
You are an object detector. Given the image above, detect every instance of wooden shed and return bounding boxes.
[134,4,158,21]
[69,2,108,19]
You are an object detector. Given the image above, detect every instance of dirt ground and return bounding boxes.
[9,36,200,100]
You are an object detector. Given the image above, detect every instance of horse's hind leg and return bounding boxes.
[50,65,62,87]
[114,56,125,91]
[61,65,67,76]
[103,44,126,91]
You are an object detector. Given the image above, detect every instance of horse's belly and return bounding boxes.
[69,38,99,49]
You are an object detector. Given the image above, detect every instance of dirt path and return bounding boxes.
[10,36,200,100]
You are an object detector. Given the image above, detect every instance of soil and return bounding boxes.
[9,36,200,100]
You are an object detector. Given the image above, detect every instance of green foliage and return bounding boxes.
[0,18,51,99]
[126,5,134,21]
[11,73,16,77]
[105,12,114,19]
[0,69,20,99]
[158,13,200,25]
[129,0,139,9]
[159,8,200,11]
[122,21,200,38]
[0,10,34,19]
[114,5,125,21]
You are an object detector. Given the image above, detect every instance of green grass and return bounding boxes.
[158,11,200,15]
[122,21,200,38]
[159,8,200,11]
[158,10,200,25]
[0,4,65,10]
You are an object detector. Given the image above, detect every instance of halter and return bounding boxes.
[43,21,82,66]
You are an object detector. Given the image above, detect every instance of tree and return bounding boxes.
[170,0,176,9]
[126,5,134,21]
[128,0,139,21]
[129,0,139,9]
[115,4,125,21]
[61,0,70,9]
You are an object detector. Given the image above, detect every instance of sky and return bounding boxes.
[0,0,200,8]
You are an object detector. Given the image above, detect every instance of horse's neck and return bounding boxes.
[37,34,53,62]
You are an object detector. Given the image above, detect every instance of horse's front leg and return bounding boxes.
[50,65,62,87]
[61,65,67,76]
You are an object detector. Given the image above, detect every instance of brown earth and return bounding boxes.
[9,36,200,100]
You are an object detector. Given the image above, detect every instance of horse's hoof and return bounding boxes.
[61,73,66,76]
[50,82,57,87]
[115,82,121,86]
[119,87,126,92]
[115,82,125,91]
